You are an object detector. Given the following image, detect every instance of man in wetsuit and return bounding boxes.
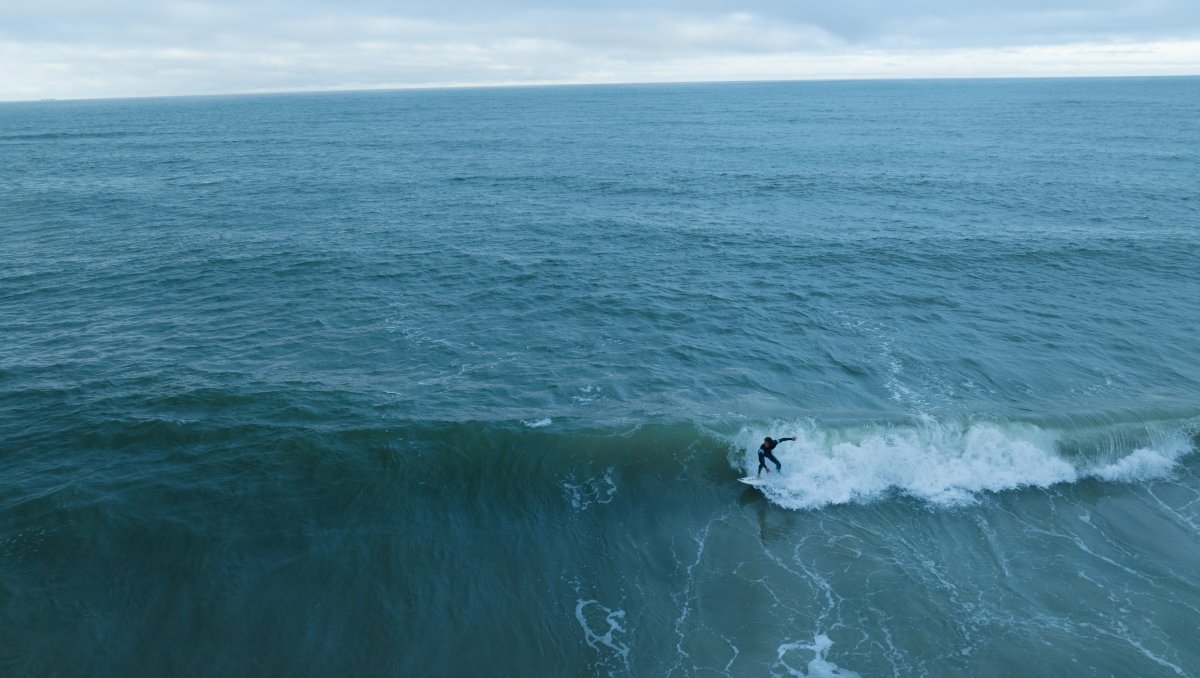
[757,435,797,478]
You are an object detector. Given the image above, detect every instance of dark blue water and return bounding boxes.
[2,78,1199,676]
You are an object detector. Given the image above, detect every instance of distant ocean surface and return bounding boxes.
[2,77,1198,676]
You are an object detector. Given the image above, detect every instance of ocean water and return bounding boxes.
[1,77,1198,676]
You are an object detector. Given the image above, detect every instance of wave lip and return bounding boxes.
[1086,445,1184,482]
[731,416,1196,510]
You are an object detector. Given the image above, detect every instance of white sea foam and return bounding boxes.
[776,634,861,678]
[520,417,552,428]
[572,384,603,405]
[562,467,618,510]
[1087,444,1186,483]
[575,598,631,667]
[731,419,1192,510]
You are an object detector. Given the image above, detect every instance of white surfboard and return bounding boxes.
[738,476,767,486]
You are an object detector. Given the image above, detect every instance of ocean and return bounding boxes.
[1,77,1198,676]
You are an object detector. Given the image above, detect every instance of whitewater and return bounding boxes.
[726,415,1197,509]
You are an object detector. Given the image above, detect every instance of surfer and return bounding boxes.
[757,436,796,478]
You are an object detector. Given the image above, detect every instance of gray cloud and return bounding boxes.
[7,0,1197,44]
[1,1,1197,99]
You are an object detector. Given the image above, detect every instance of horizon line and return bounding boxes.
[3,72,1197,105]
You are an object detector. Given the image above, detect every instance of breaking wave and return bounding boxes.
[725,413,1198,509]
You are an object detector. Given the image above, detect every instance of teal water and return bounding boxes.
[2,78,1199,676]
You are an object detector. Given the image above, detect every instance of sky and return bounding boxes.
[1,0,1198,100]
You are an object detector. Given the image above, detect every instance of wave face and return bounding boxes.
[3,78,1200,675]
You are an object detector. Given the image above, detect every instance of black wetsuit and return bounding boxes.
[758,437,796,474]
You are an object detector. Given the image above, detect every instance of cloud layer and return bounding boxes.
[1,1,1198,100]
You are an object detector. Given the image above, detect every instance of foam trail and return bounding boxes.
[730,418,1194,510]
[574,599,631,667]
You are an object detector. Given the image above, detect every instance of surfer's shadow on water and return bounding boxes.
[737,487,805,544]
[738,487,773,543]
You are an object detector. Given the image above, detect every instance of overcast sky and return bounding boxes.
[1,0,1198,100]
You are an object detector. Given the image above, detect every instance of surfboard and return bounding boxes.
[738,476,767,486]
